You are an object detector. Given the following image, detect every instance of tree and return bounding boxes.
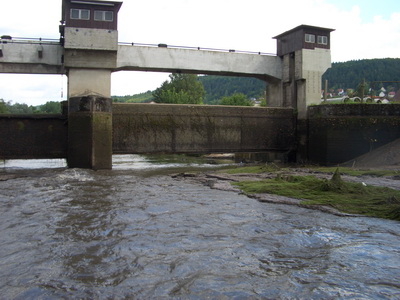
[219,93,253,106]
[0,99,8,113]
[199,75,265,104]
[354,80,370,99]
[38,101,62,113]
[322,58,400,91]
[7,102,36,114]
[153,73,205,104]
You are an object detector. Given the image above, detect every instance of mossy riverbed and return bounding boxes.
[196,165,400,221]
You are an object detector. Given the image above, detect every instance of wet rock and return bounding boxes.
[0,174,23,181]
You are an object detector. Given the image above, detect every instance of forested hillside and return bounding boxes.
[112,91,153,103]
[198,76,265,104]
[322,58,400,91]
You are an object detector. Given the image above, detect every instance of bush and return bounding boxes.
[219,93,253,106]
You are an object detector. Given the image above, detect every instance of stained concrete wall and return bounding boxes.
[0,105,296,161]
[296,48,331,118]
[112,104,296,156]
[64,28,118,51]
[0,114,67,159]
[307,104,400,165]
[3,104,398,165]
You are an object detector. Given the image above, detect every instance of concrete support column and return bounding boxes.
[67,69,113,169]
[68,69,111,97]
[266,81,283,107]
[297,49,332,119]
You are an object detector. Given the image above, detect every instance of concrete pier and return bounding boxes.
[67,95,112,169]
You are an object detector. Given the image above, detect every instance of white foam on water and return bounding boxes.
[0,158,67,169]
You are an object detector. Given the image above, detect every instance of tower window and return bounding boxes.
[94,10,113,22]
[318,35,328,45]
[305,34,315,43]
[70,8,90,20]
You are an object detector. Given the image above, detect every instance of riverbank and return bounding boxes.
[174,165,400,220]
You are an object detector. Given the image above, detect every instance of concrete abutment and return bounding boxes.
[2,104,400,167]
[67,95,113,169]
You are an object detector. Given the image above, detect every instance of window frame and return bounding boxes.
[94,10,114,22]
[305,34,315,43]
[317,35,328,45]
[70,8,90,20]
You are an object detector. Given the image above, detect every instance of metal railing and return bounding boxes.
[118,41,276,56]
[0,35,276,56]
[0,36,61,46]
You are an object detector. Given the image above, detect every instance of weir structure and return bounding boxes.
[0,0,334,169]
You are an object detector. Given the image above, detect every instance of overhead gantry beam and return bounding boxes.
[0,38,283,83]
[0,38,64,74]
[116,45,282,82]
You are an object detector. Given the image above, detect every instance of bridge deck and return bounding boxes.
[116,44,282,81]
[0,37,281,81]
[0,38,64,74]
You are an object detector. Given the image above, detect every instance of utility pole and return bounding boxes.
[361,79,365,103]
[324,79,328,102]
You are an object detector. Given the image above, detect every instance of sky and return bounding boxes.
[0,0,399,106]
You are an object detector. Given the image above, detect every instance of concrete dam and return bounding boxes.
[1,0,399,168]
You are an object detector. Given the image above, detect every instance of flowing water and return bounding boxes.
[0,155,399,299]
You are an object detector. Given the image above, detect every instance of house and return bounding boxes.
[61,0,122,30]
[273,25,334,57]
[60,0,123,50]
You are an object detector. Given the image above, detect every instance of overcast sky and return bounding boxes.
[0,0,399,106]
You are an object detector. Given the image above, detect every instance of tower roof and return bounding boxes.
[274,25,335,39]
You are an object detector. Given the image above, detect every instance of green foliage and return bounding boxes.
[322,58,400,91]
[112,91,154,103]
[221,164,282,174]
[354,80,370,98]
[221,165,399,177]
[155,88,194,104]
[234,173,400,220]
[198,75,265,104]
[0,100,62,114]
[153,73,205,104]
[219,93,253,106]
[309,167,399,177]
[321,168,346,192]
[37,101,61,114]
[0,99,8,113]
[6,102,36,114]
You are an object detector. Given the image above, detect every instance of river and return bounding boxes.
[1,155,399,299]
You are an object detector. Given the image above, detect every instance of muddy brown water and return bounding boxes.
[1,155,399,299]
